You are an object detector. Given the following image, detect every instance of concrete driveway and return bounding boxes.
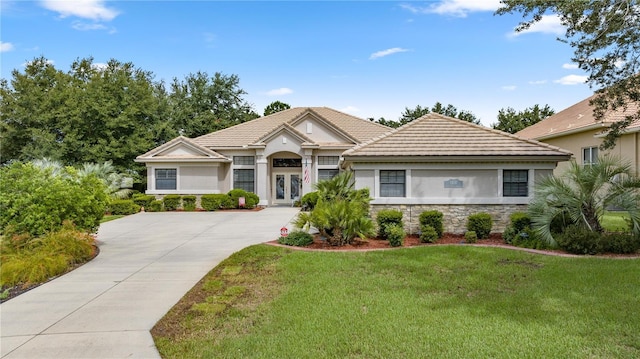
[0,208,300,358]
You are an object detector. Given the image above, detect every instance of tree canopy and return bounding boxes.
[264,100,291,116]
[497,0,640,149]
[372,102,480,128]
[492,104,555,134]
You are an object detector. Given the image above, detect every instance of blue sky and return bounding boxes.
[1,0,594,126]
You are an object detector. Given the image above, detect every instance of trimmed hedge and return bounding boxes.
[201,194,233,211]
[132,194,154,209]
[182,195,196,211]
[420,225,438,243]
[377,209,403,239]
[465,231,478,243]
[467,212,493,239]
[277,230,314,247]
[108,199,140,215]
[228,189,259,209]
[163,195,181,211]
[386,223,405,247]
[149,200,163,212]
[419,210,444,238]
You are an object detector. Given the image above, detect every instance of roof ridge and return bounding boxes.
[343,115,424,154]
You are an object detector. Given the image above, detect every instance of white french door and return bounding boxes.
[272,172,302,205]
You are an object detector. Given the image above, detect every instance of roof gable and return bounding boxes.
[343,113,572,160]
[136,136,229,162]
[290,112,358,144]
[255,123,317,146]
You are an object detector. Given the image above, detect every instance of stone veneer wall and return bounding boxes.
[370,204,528,235]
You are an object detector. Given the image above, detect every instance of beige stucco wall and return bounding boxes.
[411,169,497,198]
[354,170,375,191]
[180,166,218,191]
[293,115,350,144]
[145,162,223,194]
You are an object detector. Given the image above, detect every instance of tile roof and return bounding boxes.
[343,113,572,159]
[193,107,391,147]
[516,94,640,140]
[136,136,229,161]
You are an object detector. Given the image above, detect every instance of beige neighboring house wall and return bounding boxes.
[516,95,640,176]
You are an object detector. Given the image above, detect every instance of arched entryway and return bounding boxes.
[269,152,302,205]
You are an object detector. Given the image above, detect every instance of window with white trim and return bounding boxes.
[503,170,528,197]
[156,169,177,190]
[318,169,339,181]
[317,156,339,166]
[583,147,598,166]
[380,170,405,197]
[233,156,255,165]
[233,169,255,192]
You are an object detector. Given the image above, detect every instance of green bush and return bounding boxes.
[419,210,444,238]
[149,200,163,212]
[465,231,478,243]
[510,212,532,232]
[108,199,140,215]
[228,189,259,209]
[420,224,438,243]
[182,195,197,211]
[0,162,109,238]
[376,209,403,238]
[555,225,604,255]
[277,231,314,247]
[386,224,405,247]
[503,212,552,249]
[163,195,181,211]
[300,191,319,211]
[600,233,640,254]
[132,194,154,208]
[201,194,233,211]
[467,213,493,239]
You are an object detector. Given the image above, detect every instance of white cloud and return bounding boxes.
[0,41,14,52]
[40,0,119,21]
[554,74,588,85]
[401,0,500,17]
[72,21,107,31]
[509,15,564,37]
[501,85,517,91]
[340,106,360,114]
[528,80,547,85]
[369,47,409,60]
[266,87,293,96]
[562,63,579,69]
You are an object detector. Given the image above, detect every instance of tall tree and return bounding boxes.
[264,100,291,116]
[492,104,555,134]
[168,72,259,137]
[397,102,481,126]
[497,1,640,149]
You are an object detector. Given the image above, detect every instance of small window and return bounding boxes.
[233,156,255,165]
[156,169,177,190]
[233,169,255,192]
[318,169,339,181]
[503,170,528,197]
[273,158,302,167]
[380,170,405,197]
[317,156,339,166]
[583,147,598,166]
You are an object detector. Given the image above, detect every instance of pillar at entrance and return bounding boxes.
[256,157,269,206]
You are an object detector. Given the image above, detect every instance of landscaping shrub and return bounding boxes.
[300,191,319,211]
[376,209,403,238]
[510,212,532,233]
[503,212,552,249]
[163,195,181,211]
[420,224,438,243]
[467,213,493,239]
[108,200,140,215]
[182,195,197,211]
[149,200,163,212]
[555,225,604,255]
[132,194,154,209]
[600,233,640,254]
[464,231,478,243]
[0,162,109,238]
[228,189,259,209]
[277,231,314,247]
[419,210,444,238]
[386,224,405,247]
[201,194,233,211]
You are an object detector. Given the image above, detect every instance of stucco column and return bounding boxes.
[256,156,269,206]
[302,155,313,196]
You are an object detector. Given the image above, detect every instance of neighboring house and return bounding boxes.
[516,95,640,176]
[342,113,571,233]
[137,109,571,233]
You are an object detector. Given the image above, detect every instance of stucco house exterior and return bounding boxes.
[136,108,571,233]
[516,95,639,176]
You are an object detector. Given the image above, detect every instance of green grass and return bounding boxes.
[602,211,631,232]
[153,245,640,359]
[100,214,125,223]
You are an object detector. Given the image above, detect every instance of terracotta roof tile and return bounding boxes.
[136,136,229,161]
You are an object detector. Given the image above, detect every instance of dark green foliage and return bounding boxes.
[228,189,259,209]
[376,209,403,238]
[201,194,233,211]
[277,231,313,247]
[420,225,438,243]
[419,210,444,238]
[0,162,108,239]
[503,212,552,250]
[492,104,555,134]
[108,200,140,215]
[263,100,291,116]
[467,213,493,239]
[555,225,604,255]
[300,191,319,211]
[132,194,155,208]
[149,200,163,212]
[600,233,640,254]
[182,195,197,211]
[465,231,478,244]
[510,212,532,232]
[163,195,181,211]
[386,224,405,247]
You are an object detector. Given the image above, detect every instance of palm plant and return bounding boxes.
[78,161,132,199]
[529,155,640,245]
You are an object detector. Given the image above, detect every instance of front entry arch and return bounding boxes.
[270,153,302,205]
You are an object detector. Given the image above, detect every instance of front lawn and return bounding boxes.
[603,211,631,232]
[153,245,640,358]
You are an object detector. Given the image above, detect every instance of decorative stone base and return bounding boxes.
[370,204,528,234]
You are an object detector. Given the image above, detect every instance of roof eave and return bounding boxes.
[341,154,572,163]
[532,122,609,141]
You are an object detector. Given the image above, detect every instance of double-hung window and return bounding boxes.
[233,169,255,192]
[503,170,528,197]
[380,170,405,197]
[583,147,598,166]
[156,169,177,190]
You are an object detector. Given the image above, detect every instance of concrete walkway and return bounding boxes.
[1,208,300,358]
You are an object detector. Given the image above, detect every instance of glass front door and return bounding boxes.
[272,172,302,204]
